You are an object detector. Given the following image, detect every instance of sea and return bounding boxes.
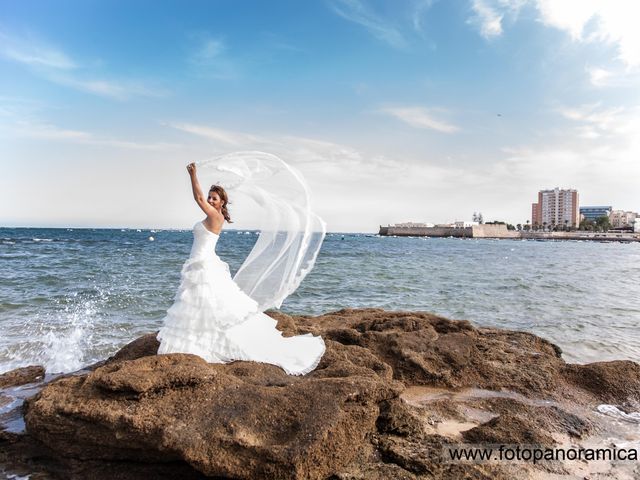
[1,226,639,375]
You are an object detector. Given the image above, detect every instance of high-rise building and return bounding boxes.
[531,203,539,227]
[531,188,579,228]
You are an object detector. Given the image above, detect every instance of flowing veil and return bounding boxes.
[196,151,326,312]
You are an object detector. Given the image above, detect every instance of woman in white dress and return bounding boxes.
[157,160,326,376]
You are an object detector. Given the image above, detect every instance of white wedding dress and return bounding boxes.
[157,152,327,375]
[156,220,326,376]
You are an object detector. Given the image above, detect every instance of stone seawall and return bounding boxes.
[379,226,472,237]
[471,224,520,238]
[379,224,516,238]
[378,225,640,242]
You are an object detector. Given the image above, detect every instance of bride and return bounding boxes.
[157,152,326,376]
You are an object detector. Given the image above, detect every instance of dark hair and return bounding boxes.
[209,185,233,223]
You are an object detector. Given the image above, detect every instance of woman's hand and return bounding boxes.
[187,163,196,176]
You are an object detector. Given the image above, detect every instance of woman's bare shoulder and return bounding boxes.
[203,210,224,233]
[208,209,224,221]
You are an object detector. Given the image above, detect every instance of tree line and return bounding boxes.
[513,215,612,232]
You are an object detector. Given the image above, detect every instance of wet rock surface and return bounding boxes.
[0,365,45,388]
[2,308,639,479]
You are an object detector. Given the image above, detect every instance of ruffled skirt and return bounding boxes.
[157,255,325,376]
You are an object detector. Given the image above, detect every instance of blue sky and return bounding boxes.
[1,0,638,232]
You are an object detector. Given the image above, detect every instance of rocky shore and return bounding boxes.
[1,308,639,479]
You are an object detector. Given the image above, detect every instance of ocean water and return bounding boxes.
[1,226,639,375]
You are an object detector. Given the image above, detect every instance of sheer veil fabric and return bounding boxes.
[198,151,327,312]
[156,151,327,376]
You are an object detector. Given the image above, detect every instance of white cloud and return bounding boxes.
[167,122,262,146]
[328,0,407,48]
[411,0,434,33]
[467,1,639,68]
[167,121,374,167]
[13,121,90,141]
[468,1,640,69]
[467,0,527,39]
[483,103,640,218]
[587,66,614,87]
[586,65,640,88]
[191,38,225,63]
[8,121,180,150]
[0,29,166,99]
[534,0,599,40]
[163,120,508,230]
[45,74,166,100]
[536,0,640,68]
[379,106,459,133]
[469,0,504,38]
[187,33,238,79]
[0,30,76,69]
[466,1,640,87]
[558,103,628,138]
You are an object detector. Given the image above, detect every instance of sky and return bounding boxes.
[0,0,638,233]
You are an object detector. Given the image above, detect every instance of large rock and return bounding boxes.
[24,337,402,479]
[10,308,640,479]
[296,308,565,396]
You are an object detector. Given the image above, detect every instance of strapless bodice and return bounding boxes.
[189,220,220,259]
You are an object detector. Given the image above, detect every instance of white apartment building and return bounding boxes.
[610,210,638,229]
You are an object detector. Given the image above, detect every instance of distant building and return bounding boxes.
[531,188,579,228]
[610,210,637,229]
[580,206,612,221]
[390,222,433,228]
[531,203,539,227]
[454,221,479,228]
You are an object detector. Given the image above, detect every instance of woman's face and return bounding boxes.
[207,190,223,210]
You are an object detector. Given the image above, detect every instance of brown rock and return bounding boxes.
[376,434,508,479]
[105,332,161,364]
[462,414,556,445]
[24,340,402,479]
[0,365,45,388]
[376,398,424,437]
[310,309,566,396]
[562,361,640,404]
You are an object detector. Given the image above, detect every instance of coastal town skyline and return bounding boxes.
[1,1,638,233]
[388,186,638,233]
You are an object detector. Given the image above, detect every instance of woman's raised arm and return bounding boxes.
[187,163,217,216]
